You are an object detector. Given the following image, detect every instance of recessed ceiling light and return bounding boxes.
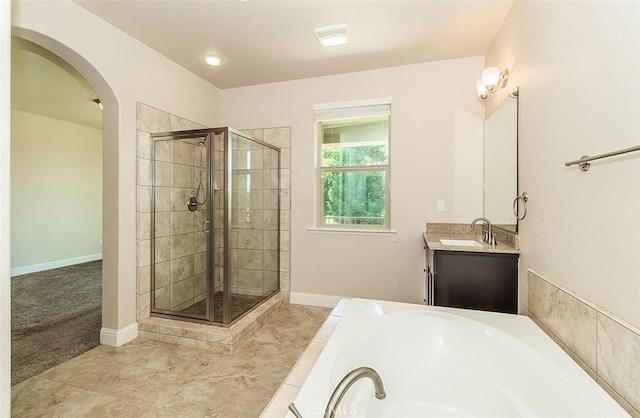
[203,54,223,66]
[314,24,349,48]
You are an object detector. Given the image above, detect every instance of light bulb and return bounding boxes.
[204,54,223,66]
[481,67,500,93]
[476,80,490,102]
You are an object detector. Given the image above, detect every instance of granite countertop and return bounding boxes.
[423,223,520,255]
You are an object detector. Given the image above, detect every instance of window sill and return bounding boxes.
[308,227,397,236]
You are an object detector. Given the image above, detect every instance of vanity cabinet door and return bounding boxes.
[433,250,518,314]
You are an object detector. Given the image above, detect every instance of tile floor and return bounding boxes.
[11,304,331,417]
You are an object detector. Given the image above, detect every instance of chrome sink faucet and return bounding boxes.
[324,367,386,418]
[471,217,496,245]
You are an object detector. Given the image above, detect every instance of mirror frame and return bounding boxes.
[483,87,519,234]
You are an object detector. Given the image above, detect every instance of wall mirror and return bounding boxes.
[483,88,519,233]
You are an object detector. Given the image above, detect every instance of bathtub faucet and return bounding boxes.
[324,366,386,418]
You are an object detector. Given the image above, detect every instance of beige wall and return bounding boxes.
[486,1,640,326]
[1,0,12,413]
[10,110,102,271]
[13,0,220,335]
[221,57,485,303]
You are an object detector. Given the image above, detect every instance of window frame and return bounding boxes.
[314,104,391,231]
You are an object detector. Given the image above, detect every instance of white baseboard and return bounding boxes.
[11,253,103,277]
[290,291,343,308]
[100,322,138,347]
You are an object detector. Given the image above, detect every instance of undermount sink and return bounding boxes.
[439,239,484,248]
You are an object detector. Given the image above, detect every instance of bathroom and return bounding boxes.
[2,0,640,416]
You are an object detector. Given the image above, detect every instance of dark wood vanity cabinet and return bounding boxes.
[426,249,518,314]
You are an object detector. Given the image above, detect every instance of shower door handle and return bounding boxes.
[202,220,210,233]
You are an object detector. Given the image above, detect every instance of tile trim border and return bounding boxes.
[290,292,343,308]
[99,322,138,347]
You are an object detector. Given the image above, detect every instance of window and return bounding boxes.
[314,99,391,229]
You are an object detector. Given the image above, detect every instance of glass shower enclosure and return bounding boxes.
[150,128,280,324]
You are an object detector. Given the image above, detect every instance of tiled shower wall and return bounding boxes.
[136,103,291,321]
[528,270,640,416]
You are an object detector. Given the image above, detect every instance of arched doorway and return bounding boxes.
[10,35,104,384]
[11,28,123,345]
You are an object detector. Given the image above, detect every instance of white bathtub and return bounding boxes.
[290,299,628,417]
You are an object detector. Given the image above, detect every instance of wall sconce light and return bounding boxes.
[93,99,103,110]
[476,67,509,102]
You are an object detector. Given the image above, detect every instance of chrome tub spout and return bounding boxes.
[324,366,386,418]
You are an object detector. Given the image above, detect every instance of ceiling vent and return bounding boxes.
[313,24,349,48]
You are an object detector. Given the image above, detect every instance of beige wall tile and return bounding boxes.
[154,237,171,263]
[169,188,191,212]
[170,233,195,259]
[527,270,555,330]
[237,249,264,270]
[139,186,151,213]
[237,268,263,289]
[597,377,640,418]
[171,141,194,166]
[154,140,171,162]
[194,273,206,297]
[170,164,193,188]
[154,212,170,238]
[279,169,290,190]
[279,251,290,273]
[554,289,597,371]
[263,127,291,149]
[154,261,170,289]
[238,229,264,250]
[263,230,278,251]
[169,114,197,131]
[170,278,194,308]
[194,251,206,275]
[138,266,151,295]
[138,103,171,133]
[263,251,278,271]
[154,187,170,212]
[597,313,640,412]
[154,287,170,310]
[170,211,195,235]
[138,131,152,159]
[170,255,194,283]
[139,292,150,320]
[279,147,290,169]
[138,159,152,186]
[138,213,151,240]
[138,239,150,268]
[153,161,171,187]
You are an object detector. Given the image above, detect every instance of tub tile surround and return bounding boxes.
[136,103,292,349]
[528,270,640,416]
[11,304,331,417]
[261,299,350,417]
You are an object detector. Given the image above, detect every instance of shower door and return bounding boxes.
[151,132,212,321]
[150,128,280,324]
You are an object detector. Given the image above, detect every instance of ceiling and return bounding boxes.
[11,37,103,129]
[74,0,513,89]
[11,1,513,128]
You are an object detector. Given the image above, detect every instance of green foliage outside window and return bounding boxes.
[322,145,387,226]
